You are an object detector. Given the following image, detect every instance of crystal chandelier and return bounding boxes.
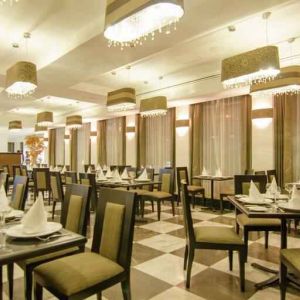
[107,88,136,112]
[250,65,300,96]
[104,0,184,50]
[140,96,168,117]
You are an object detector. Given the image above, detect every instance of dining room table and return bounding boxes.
[0,227,86,300]
[228,195,300,290]
[193,175,233,209]
[96,179,161,190]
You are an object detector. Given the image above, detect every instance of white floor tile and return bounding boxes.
[149,287,205,300]
[140,221,183,234]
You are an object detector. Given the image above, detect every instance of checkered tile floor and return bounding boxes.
[3,198,300,300]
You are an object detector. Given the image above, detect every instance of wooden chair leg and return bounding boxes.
[34,281,43,300]
[171,197,175,216]
[243,229,249,262]
[265,231,269,249]
[192,194,195,208]
[236,222,240,235]
[97,292,102,300]
[238,249,245,292]
[121,276,131,300]
[220,196,224,214]
[141,199,145,218]
[7,263,14,300]
[228,250,233,271]
[202,192,206,206]
[186,247,194,288]
[151,200,154,212]
[157,200,161,221]
[183,245,188,270]
[280,261,287,300]
[52,201,56,220]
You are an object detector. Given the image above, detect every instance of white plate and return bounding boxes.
[6,222,62,238]
[264,194,289,200]
[135,179,151,182]
[238,197,272,205]
[6,209,24,219]
[97,179,108,182]
[246,206,268,212]
[278,202,300,212]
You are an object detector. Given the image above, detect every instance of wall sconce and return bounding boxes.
[252,108,273,129]
[176,119,189,136]
[90,131,97,141]
[126,126,135,139]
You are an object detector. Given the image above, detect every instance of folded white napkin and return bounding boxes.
[61,165,66,174]
[22,194,47,234]
[0,185,10,212]
[106,167,112,177]
[138,168,148,180]
[215,168,222,177]
[103,165,108,171]
[249,180,263,202]
[121,168,129,179]
[96,164,102,172]
[87,166,92,174]
[291,185,300,203]
[49,165,54,171]
[112,169,122,182]
[201,167,208,176]
[54,166,59,172]
[269,177,278,194]
[97,168,106,180]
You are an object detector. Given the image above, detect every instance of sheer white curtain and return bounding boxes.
[106,117,124,166]
[293,95,300,181]
[77,123,91,173]
[55,127,65,166]
[145,111,173,171]
[201,96,248,197]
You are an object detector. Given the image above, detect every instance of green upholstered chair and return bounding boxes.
[50,171,64,219]
[9,183,91,300]
[65,171,78,184]
[0,172,10,195]
[10,175,29,211]
[176,167,205,207]
[33,168,51,203]
[79,172,98,211]
[33,187,136,300]
[280,248,300,300]
[141,168,175,220]
[266,169,277,183]
[234,175,281,261]
[181,183,245,290]
[12,165,22,178]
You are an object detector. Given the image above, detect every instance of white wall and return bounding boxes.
[251,95,274,170]
[126,115,137,167]
[0,128,8,152]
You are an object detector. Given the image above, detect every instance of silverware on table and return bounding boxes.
[36,233,71,242]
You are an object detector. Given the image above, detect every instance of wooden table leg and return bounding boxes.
[211,180,214,210]
[0,265,3,300]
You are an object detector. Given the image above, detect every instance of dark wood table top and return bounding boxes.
[0,228,86,266]
[193,175,233,181]
[96,180,161,188]
[228,195,300,219]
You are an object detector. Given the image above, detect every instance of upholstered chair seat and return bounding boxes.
[187,185,204,193]
[143,191,171,199]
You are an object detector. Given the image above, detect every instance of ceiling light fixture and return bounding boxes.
[37,111,53,127]
[8,120,22,132]
[107,88,136,112]
[5,32,37,98]
[0,0,19,6]
[34,124,47,133]
[66,115,82,129]
[104,0,184,49]
[221,12,280,89]
[140,96,168,117]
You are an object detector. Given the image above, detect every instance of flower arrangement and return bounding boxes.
[24,135,45,165]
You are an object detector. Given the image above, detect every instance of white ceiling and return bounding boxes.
[0,0,300,136]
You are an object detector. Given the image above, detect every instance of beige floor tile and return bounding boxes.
[149,287,205,300]
[140,220,183,234]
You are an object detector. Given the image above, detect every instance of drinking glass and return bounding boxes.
[285,183,293,200]
[0,208,12,252]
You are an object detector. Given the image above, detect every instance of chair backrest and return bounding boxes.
[176,167,190,191]
[61,183,91,236]
[13,165,21,177]
[10,175,29,211]
[33,168,50,191]
[234,175,267,195]
[137,168,155,191]
[254,170,266,175]
[266,169,277,183]
[84,164,95,172]
[50,171,64,202]
[0,173,9,194]
[92,188,136,271]
[117,165,131,173]
[181,183,195,244]
[79,173,97,210]
[244,169,254,175]
[65,171,78,184]
[21,165,28,176]
[159,168,174,194]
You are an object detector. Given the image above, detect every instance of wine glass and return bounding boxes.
[285,183,293,200]
[0,208,12,252]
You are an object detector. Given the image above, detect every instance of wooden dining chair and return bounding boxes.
[254,170,266,175]
[181,183,246,291]
[141,168,175,220]
[33,168,51,203]
[9,183,91,300]
[266,169,277,183]
[33,187,136,300]
[244,169,254,175]
[9,175,29,211]
[50,171,64,219]
[21,165,28,176]
[12,165,22,177]
[65,171,78,184]
[79,172,98,211]
[0,172,9,194]
[234,175,281,261]
[176,167,205,207]
[280,248,300,300]
[84,164,95,172]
